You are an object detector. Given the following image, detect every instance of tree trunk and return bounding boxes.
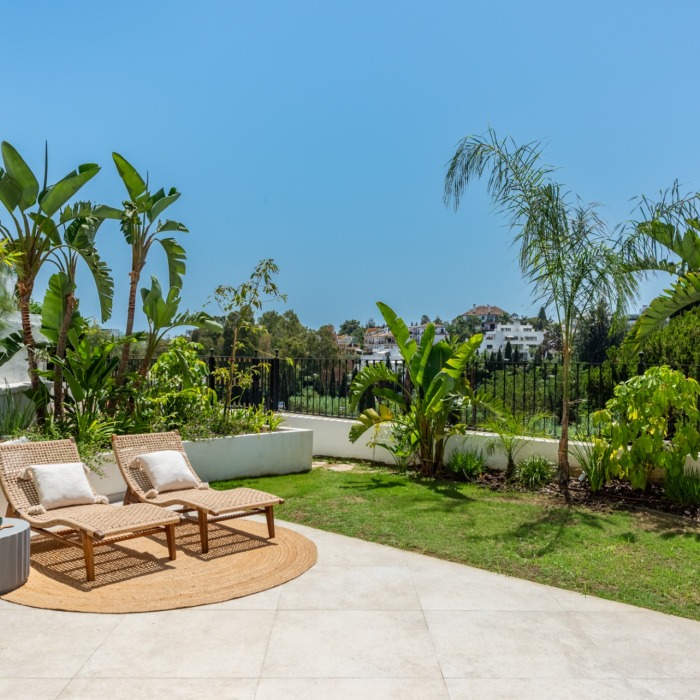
[225,326,239,413]
[53,292,75,420]
[558,349,571,503]
[17,283,46,425]
[116,269,139,386]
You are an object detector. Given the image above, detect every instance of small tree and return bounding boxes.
[349,302,502,476]
[214,259,286,411]
[444,128,637,496]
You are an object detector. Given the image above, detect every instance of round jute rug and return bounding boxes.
[1,520,316,613]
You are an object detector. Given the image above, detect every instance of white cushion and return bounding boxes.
[29,462,96,511]
[132,450,198,493]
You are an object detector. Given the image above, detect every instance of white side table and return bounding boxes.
[0,518,30,594]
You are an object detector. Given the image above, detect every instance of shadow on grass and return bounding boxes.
[339,475,408,491]
[410,477,473,502]
[506,508,606,558]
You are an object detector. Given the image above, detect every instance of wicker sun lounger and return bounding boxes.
[0,439,180,582]
[111,431,284,554]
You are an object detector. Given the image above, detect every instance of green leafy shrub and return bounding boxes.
[0,386,35,436]
[569,439,617,492]
[445,447,485,481]
[593,366,700,490]
[514,455,554,489]
[665,470,700,506]
[177,404,283,441]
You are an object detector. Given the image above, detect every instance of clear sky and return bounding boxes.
[2,1,698,331]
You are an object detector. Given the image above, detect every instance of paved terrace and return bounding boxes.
[1,517,699,700]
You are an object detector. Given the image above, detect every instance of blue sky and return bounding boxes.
[2,1,698,330]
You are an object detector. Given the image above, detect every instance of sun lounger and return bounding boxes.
[111,431,284,554]
[0,438,180,581]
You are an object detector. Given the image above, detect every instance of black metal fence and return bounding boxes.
[129,354,669,438]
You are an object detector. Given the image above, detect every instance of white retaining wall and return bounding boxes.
[280,413,585,470]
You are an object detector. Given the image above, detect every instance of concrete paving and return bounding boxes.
[1,518,699,699]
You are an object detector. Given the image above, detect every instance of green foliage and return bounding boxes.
[0,385,35,436]
[593,366,700,489]
[139,276,221,373]
[140,338,216,430]
[445,447,485,481]
[664,469,700,506]
[349,302,503,476]
[514,455,554,489]
[214,259,286,410]
[575,299,625,363]
[634,305,700,370]
[569,439,617,492]
[445,314,481,343]
[176,403,284,441]
[625,188,700,350]
[43,326,124,444]
[482,411,551,479]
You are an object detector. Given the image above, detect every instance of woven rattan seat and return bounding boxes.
[112,431,285,554]
[0,439,180,581]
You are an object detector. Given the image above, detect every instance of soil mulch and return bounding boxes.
[477,470,700,523]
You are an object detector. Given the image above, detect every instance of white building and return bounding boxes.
[361,322,447,364]
[482,321,545,361]
[409,323,446,344]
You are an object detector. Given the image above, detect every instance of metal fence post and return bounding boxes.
[208,350,216,393]
[270,350,281,411]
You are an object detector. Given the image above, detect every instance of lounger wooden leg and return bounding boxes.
[165,524,177,560]
[82,533,95,582]
[197,508,209,554]
[265,506,275,538]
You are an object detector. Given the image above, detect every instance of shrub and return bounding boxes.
[445,448,485,482]
[514,455,554,489]
[593,366,700,490]
[0,386,35,436]
[569,439,617,492]
[665,470,700,506]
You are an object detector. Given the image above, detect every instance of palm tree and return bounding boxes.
[622,184,700,348]
[444,128,636,493]
[108,153,187,385]
[0,142,100,422]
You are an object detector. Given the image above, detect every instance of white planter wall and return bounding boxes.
[0,426,312,512]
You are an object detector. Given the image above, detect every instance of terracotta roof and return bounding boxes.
[464,305,506,316]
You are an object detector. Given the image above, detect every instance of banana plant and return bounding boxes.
[0,142,101,422]
[46,326,126,444]
[105,153,188,385]
[41,207,113,418]
[139,276,222,376]
[348,302,503,477]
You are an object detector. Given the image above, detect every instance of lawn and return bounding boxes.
[214,465,700,621]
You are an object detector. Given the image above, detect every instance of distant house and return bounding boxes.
[482,321,545,361]
[364,329,397,349]
[336,334,361,354]
[409,323,447,344]
[463,304,506,332]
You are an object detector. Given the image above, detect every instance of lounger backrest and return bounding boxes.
[0,438,88,514]
[111,431,202,497]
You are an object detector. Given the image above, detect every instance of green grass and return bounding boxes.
[213,467,700,620]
